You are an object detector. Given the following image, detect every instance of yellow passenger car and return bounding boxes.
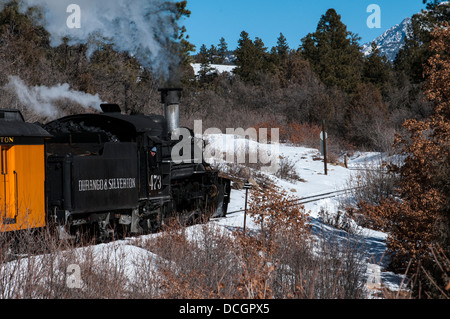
[0,110,51,232]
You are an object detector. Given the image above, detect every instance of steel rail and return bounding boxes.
[223,186,366,216]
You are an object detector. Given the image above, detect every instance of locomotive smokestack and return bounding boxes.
[159,88,182,137]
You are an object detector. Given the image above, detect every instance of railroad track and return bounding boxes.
[223,186,365,216]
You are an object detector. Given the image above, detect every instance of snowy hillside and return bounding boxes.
[362,17,411,62]
[1,134,408,299]
[191,63,236,77]
[204,134,407,294]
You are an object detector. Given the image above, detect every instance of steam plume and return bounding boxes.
[7,0,181,78]
[5,76,104,117]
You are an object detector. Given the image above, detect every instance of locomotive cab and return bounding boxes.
[0,110,51,232]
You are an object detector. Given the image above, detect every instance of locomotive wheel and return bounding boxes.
[97,213,114,243]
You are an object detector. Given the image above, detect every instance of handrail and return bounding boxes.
[14,170,18,220]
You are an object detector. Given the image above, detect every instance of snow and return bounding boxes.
[1,134,408,298]
[191,63,236,76]
[361,17,411,62]
[198,134,408,296]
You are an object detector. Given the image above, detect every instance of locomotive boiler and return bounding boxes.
[0,88,231,240]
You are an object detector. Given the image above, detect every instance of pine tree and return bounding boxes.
[174,1,195,56]
[167,0,196,86]
[234,31,280,83]
[394,2,450,84]
[197,44,213,83]
[300,8,364,94]
[234,31,253,81]
[362,42,393,97]
[208,44,219,64]
[276,33,289,59]
[423,0,447,9]
[217,37,228,64]
[269,33,289,72]
[254,37,272,72]
[234,31,272,83]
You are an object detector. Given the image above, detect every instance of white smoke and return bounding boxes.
[8,0,180,77]
[0,0,181,116]
[5,76,104,116]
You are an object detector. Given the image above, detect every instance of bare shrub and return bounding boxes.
[140,220,239,299]
[0,228,135,299]
[243,187,367,299]
[0,229,72,299]
[318,208,359,234]
[128,187,367,299]
[312,228,367,299]
[275,157,305,182]
[254,121,321,148]
[284,122,321,148]
[0,190,367,300]
[341,162,401,210]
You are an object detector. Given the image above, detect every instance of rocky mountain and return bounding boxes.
[361,17,412,62]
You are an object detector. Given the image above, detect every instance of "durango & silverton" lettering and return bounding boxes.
[78,178,136,192]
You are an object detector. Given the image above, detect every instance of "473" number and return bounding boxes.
[149,175,162,191]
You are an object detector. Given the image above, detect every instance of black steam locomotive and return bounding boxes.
[0,88,231,240]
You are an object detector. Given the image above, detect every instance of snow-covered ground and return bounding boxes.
[112,134,407,296]
[191,63,236,76]
[204,136,408,295]
[1,134,408,298]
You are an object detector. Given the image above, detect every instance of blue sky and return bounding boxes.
[183,0,428,53]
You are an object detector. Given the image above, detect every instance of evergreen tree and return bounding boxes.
[423,0,447,9]
[208,44,219,64]
[270,33,289,71]
[276,33,289,59]
[174,1,196,61]
[234,31,275,83]
[167,0,196,86]
[394,2,450,84]
[234,31,259,83]
[254,37,269,71]
[300,8,364,94]
[217,37,228,64]
[197,44,213,83]
[362,42,393,97]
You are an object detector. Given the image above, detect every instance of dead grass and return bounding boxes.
[1,200,446,299]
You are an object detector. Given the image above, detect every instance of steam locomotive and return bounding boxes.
[0,88,231,240]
